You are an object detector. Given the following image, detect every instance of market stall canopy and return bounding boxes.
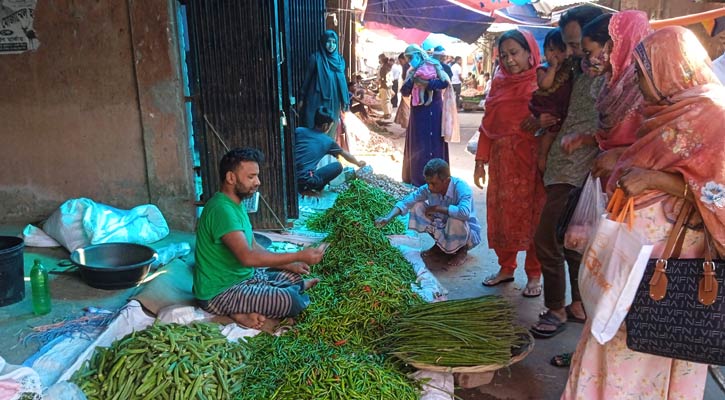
[453,0,596,15]
[362,21,431,44]
[362,0,495,43]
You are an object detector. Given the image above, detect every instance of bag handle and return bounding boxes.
[606,188,634,230]
[700,227,719,306]
[648,201,693,301]
[606,188,626,216]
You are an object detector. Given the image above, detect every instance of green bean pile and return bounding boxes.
[306,179,407,235]
[379,296,529,367]
[70,323,245,400]
[235,335,419,399]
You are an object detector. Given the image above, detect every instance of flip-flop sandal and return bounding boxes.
[522,284,542,298]
[565,305,587,323]
[550,352,573,368]
[530,310,566,339]
[482,274,515,287]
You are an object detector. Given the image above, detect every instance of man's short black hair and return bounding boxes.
[423,158,451,180]
[314,106,335,127]
[558,4,604,30]
[219,148,264,182]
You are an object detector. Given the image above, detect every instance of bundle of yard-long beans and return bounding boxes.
[306,179,406,235]
[380,296,529,367]
[70,322,245,400]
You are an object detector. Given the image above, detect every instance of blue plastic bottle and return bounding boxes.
[30,259,51,315]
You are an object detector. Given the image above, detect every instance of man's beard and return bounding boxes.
[235,185,256,199]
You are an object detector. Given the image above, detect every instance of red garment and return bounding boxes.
[610,26,725,248]
[495,243,542,279]
[594,11,652,150]
[476,30,545,253]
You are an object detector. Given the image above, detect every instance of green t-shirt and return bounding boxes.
[193,192,254,300]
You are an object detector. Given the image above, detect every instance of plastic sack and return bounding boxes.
[441,87,460,143]
[22,224,60,247]
[564,175,607,253]
[0,356,42,400]
[42,198,170,252]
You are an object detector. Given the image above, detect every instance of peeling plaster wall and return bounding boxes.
[0,0,195,230]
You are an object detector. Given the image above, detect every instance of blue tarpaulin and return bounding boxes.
[363,0,495,43]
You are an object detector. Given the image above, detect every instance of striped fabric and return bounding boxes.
[202,268,309,318]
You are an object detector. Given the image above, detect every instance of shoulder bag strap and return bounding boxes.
[699,227,719,305]
[649,201,693,301]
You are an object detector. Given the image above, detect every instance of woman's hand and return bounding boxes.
[591,148,625,178]
[520,115,539,133]
[616,167,654,197]
[474,163,487,189]
[561,133,591,154]
[539,113,559,129]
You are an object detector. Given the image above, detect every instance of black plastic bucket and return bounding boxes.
[0,236,25,306]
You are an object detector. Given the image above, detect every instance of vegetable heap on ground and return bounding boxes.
[71,180,525,399]
[306,179,407,235]
[380,296,529,367]
[70,322,246,400]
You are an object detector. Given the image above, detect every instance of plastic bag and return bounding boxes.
[564,175,606,253]
[42,198,170,252]
[466,131,479,155]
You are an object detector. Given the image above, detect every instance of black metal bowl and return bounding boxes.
[70,243,157,290]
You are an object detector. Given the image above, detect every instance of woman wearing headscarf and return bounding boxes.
[563,26,725,399]
[475,30,546,297]
[299,30,349,139]
[400,44,450,187]
[577,11,652,179]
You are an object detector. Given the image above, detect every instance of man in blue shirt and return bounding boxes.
[376,158,481,266]
[295,106,366,192]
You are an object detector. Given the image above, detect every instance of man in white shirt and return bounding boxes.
[390,59,403,108]
[450,56,463,110]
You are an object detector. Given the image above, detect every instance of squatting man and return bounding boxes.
[376,158,481,266]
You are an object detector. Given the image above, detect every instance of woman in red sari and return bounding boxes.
[475,30,545,297]
[563,26,725,399]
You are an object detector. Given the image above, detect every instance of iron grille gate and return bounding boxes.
[185,0,325,229]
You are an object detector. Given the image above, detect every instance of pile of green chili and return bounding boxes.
[306,179,407,235]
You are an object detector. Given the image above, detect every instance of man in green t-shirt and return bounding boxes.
[194,148,326,329]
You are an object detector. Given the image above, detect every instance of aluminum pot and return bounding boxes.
[70,243,157,290]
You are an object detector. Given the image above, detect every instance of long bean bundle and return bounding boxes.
[380,296,529,367]
[306,179,406,235]
[70,322,246,400]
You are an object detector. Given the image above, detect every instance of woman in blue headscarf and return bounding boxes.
[400,44,450,186]
[299,30,349,139]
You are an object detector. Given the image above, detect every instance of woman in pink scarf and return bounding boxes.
[563,26,725,399]
[475,30,546,297]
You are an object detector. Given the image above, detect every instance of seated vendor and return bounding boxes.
[376,158,481,266]
[194,147,327,329]
[294,106,366,192]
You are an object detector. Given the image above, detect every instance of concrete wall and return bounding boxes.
[0,0,195,230]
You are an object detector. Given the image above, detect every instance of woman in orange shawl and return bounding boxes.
[563,26,725,399]
[475,30,545,297]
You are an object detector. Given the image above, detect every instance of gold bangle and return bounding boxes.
[683,182,689,199]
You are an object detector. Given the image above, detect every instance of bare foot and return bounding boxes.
[446,248,468,266]
[421,245,444,260]
[303,278,320,291]
[230,312,266,330]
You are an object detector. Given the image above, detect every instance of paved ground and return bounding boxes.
[0,109,722,399]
